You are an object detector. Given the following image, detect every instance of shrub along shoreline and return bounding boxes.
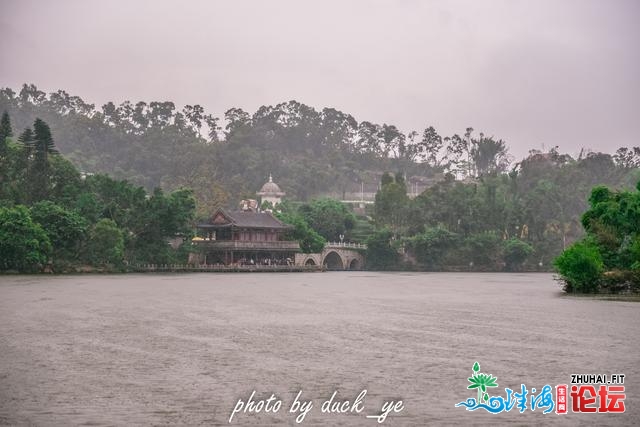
[554,181,640,294]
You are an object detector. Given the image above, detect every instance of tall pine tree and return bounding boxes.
[18,127,35,149]
[15,128,35,203]
[31,118,58,201]
[0,111,12,156]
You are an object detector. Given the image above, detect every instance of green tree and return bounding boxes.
[444,133,469,177]
[553,180,640,293]
[48,155,84,205]
[33,118,58,160]
[554,238,604,293]
[0,112,15,199]
[408,227,459,270]
[275,209,325,253]
[0,205,51,272]
[463,232,503,269]
[365,228,399,270]
[502,238,533,271]
[580,183,640,270]
[418,126,444,166]
[183,104,205,136]
[74,192,102,224]
[85,219,124,266]
[0,111,12,156]
[613,147,640,169]
[17,127,34,149]
[298,198,356,241]
[30,201,88,262]
[127,187,195,263]
[374,173,409,233]
[381,124,405,158]
[224,107,251,139]
[319,108,357,150]
[469,134,510,177]
[356,121,383,154]
[30,118,59,202]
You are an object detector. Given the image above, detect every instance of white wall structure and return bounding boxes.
[257,174,286,207]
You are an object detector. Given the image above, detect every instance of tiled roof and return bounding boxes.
[198,209,291,229]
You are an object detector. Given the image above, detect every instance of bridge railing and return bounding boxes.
[325,242,367,250]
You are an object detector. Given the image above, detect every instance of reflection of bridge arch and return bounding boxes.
[323,251,344,270]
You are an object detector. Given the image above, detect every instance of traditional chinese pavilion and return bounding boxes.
[190,209,299,265]
[189,176,300,266]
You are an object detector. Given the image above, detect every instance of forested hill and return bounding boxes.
[1,84,448,214]
[2,84,639,221]
[2,84,640,272]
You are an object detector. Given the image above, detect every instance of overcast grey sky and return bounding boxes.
[1,0,638,159]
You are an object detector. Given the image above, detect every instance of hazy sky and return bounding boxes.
[1,0,638,159]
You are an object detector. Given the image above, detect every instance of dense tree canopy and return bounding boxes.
[297,198,356,242]
[0,205,51,272]
[554,181,640,293]
[0,111,12,156]
[367,148,638,272]
[274,202,326,254]
[30,201,87,262]
[0,115,196,272]
[1,84,639,276]
[0,84,515,209]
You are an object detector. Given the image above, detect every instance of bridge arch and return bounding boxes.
[304,258,317,266]
[323,251,344,270]
[348,259,360,270]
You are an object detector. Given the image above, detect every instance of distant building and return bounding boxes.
[189,209,300,265]
[257,174,285,207]
[189,175,299,266]
[187,175,370,270]
[238,198,259,212]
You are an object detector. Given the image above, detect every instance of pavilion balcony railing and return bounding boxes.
[191,240,301,251]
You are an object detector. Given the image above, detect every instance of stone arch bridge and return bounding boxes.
[295,242,366,270]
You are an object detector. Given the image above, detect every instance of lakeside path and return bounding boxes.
[1,273,638,426]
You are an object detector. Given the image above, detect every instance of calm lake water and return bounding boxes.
[0,273,638,426]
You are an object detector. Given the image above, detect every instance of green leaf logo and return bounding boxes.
[467,362,499,404]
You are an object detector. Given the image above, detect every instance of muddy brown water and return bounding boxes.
[0,273,638,426]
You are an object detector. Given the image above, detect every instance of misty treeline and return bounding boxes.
[8,83,632,214]
[1,84,639,274]
[0,114,196,272]
[367,155,639,272]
